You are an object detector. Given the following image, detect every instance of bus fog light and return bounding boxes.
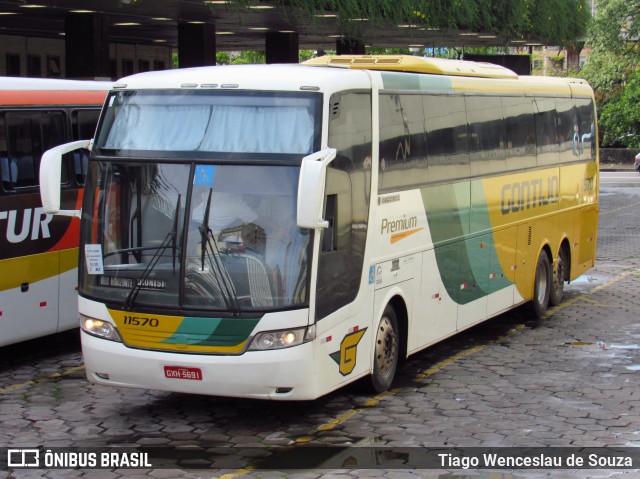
[249,325,315,351]
[80,314,122,342]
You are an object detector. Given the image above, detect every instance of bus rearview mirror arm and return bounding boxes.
[296,148,337,230]
[39,139,92,218]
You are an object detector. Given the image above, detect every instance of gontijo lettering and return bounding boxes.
[500,176,559,215]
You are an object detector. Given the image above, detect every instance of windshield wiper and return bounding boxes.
[172,194,181,273]
[198,188,242,316]
[124,229,175,309]
[124,197,182,309]
[199,189,213,272]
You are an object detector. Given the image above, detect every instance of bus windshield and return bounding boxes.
[93,89,321,158]
[79,162,311,312]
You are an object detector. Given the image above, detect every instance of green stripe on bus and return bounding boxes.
[421,182,512,305]
[161,317,260,347]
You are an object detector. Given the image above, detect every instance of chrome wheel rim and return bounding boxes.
[375,316,398,376]
[536,261,548,305]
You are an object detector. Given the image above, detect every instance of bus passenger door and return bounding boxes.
[315,167,352,320]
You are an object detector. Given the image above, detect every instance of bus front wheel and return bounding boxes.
[370,305,399,393]
[528,251,552,319]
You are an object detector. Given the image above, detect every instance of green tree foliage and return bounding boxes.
[582,0,640,91]
[597,71,640,148]
[228,0,589,46]
[216,50,266,64]
[214,50,316,64]
[581,0,640,147]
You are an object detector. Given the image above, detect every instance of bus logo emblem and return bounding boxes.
[330,328,367,376]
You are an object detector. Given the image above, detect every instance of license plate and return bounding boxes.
[164,366,202,381]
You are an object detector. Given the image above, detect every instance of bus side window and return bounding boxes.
[0,116,17,188]
[466,96,506,176]
[424,95,470,183]
[534,98,560,166]
[502,97,536,170]
[0,115,9,188]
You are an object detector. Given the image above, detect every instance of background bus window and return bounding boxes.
[3,111,67,188]
[502,97,536,171]
[424,95,469,183]
[317,92,371,320]
[466,96,506,176]
[378,94,428,192]
[71,109,101,184]
[0,116,15,188]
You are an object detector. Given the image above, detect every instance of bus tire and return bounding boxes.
[549,248,567,306]
[528,251,552,319]
[370,305,399,393]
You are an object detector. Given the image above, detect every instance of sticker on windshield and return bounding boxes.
[194,165,215,187]
[84,244,104,275]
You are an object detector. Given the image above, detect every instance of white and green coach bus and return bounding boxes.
[39,55,598,399]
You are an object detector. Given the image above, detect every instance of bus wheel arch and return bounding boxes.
[550,240,571,306]
[528,246,552,319]
[370,296,407,393]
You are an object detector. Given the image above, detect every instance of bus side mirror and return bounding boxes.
[297,148,337,229]
[40,139,92,217]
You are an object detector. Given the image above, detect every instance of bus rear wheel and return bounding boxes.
[550,248,568,306]
[370,305,399,393]
[528,251,552,319]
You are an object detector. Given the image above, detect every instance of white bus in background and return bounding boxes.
[0,77,109,346]
[40,56,597,399]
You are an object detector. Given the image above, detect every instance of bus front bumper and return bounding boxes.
[81,331,318,400]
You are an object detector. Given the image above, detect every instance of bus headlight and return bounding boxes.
[79,314,122,342]
[249,325,315,351]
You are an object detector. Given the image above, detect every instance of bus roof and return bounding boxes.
[113,64,371,93]
[0,77,112,91]
[112,58,593,99]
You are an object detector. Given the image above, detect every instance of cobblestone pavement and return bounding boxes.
[2,183,640,479]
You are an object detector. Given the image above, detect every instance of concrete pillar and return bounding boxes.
[336,38,365,55]
[265,32,299,64]
[178,23,216,68]
[65,13,110,79]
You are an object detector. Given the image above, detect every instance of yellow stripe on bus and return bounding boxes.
[0,248,77,292]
